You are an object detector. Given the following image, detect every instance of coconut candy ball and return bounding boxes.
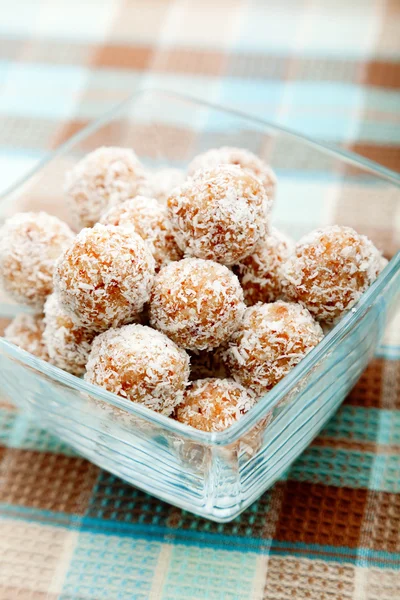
[0,212,75,310]
[54,224,155,332]
[65,147,148,229]
[150,258,245,351]
[188,146,277,201]
[168,165,270,265]
[85,324,190,415]
[4,313,50,361]
[147,167,185,204]
[43,294,95,376]
[233,227,294,306]
[175,377,256,432]
[281,225,388,323]
[100,196,183,271]
[223,301,324,397]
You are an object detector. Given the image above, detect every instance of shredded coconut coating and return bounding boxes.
[174,377,256,432]
[54,224,155,332]
[100,196,183,271]
[65,147,149,229]
[0,212,75,309]
[168,165,270,265]
[150,258,245,351]
[233,227,294,306]
[223,301,324,396]
[189,347,229,381]
[280,225,388,323]
[146,167,185,204]
[43,294,95,376]
[188,147,277,201]
[4,313,50,361]
[85,324,190,415]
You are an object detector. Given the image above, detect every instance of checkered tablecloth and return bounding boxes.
[0,1,399,599]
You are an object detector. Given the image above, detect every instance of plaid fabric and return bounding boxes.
[0,1,399,598]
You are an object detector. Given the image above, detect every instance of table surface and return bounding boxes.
[0,1,399,599]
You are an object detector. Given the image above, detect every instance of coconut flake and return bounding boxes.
[43,293,96,376]
[187,146,277,202]
[0,212,75,309]
[54,224,155,332]
[223,301,324,396]
[280,225,387,323]
[4,313,50,361]
[100,196,182,270]
[174,377,256,432]
[146,167,186,204]
[85,324,190,415]
[168,165,270,266]
[149,257,245,351]
[233,227,294,305]
[65,147,149,228]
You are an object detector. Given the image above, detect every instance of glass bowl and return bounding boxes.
[0,88,399,522]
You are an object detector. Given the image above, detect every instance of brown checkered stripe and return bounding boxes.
[0,360,399,547]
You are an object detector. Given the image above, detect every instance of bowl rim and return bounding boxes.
[0,86,399,446]
[0,87,399,206]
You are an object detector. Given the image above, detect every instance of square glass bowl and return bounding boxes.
[0,88,399,522]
